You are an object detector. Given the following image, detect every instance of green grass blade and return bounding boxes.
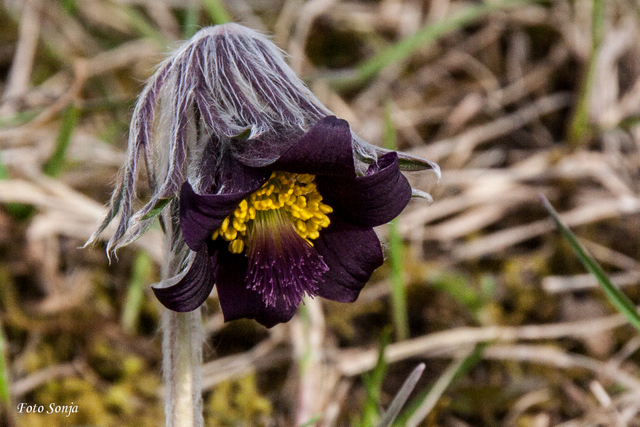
[388,220,408,340]
[0,156,8,182]
[384,103,409,341]
[0,108,41,129]
[430,272,482,316]
[203,0,232,25]
[121,6,167,46]
[540,195,640,333]
[393,344,485,426]
[567,0,605,145]
[61,0,79,15]
[0,324,9,405]
[183,4,201,39]
[121,251,153,333]
[377,363,425,427]
[360,328,392,427]
[331,0,543,89]
[298,415,321,427]
[0,152,34,219]
[43,105,80,177]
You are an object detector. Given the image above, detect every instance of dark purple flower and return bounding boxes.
[86,24,439,328]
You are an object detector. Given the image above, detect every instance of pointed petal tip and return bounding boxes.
[83,234,120,266]
[82,236,97,250]
[431,162,442,183]
[411,189,434,204]
[152,285,203,312]
[397,152,441,178]
[151,249,215,312]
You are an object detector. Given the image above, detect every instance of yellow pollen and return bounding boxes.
[212,171,333,254]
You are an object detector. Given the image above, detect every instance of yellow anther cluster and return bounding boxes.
[212,171,333,254]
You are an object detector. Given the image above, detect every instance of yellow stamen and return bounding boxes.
[220,217,229,233]
[211,171,333,253]
[229,239,244,254]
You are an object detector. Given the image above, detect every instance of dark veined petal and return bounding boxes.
[152,248,215,312]
[180,164,270,251]
[215,249,299,328]
[318,152,412,228]
[314,219,383,302]
[180,182,253,252]
[269,116,355,176]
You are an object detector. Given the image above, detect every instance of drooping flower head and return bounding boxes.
[87,24,439,327]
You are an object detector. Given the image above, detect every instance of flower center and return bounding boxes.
[212,171,333,254]
[212,171,333,308]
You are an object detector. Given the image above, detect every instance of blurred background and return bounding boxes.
[1,0,640,425]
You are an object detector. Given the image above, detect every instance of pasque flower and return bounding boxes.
[88,24,439,327]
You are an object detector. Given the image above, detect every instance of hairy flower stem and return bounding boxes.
[162,309,204,427]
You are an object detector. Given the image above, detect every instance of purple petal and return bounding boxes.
[217,156,272,194]
[152,248,215,312]
[215,249,298,328]
[271,116,355,176]
[179,165,269,251]
[318,152,412,227]
[314,220,383,302]
[180,183,251,252]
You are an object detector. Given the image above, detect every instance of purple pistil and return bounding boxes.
[245,209,328,308]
